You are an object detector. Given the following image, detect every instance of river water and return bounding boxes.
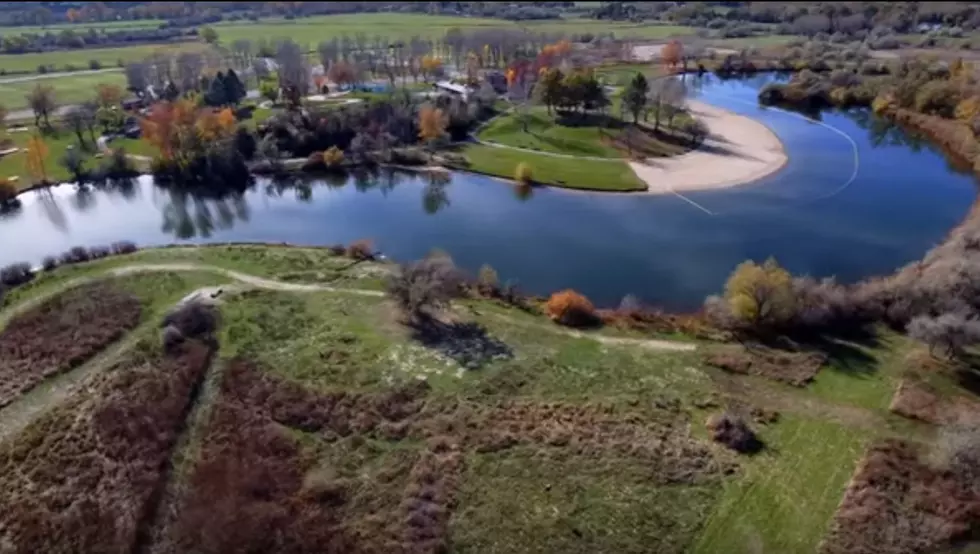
[1,74,975,310]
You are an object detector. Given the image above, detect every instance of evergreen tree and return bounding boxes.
[163,81,180,102]
[205,71,228,107]
[223,69,247,105]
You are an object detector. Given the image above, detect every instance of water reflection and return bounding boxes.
[160,190,251,239]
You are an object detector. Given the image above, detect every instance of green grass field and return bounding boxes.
[208,14,695,44]
[478,108,623,158]
[0,243,954,552]
[0,41,208,74]
[453,142,647,191]
[0,19,167,35]
[0,71,126,111]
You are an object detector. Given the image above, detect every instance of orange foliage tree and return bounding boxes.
[662,40,683,72]
[418,105,448,153]
[420,55,443,82]
[140,99,201,163]
[545,289,598,327]
[25,135,49,184]
[95,83,124,109]
[327,61,357,89]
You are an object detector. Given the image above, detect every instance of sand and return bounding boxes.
[628,99,787,194]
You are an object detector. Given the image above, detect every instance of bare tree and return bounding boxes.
[176,51,205,93]
[124,62,149,96]
[231,39,253,70]
[317,38,340,74]
[26,84,55,129]
[275,39,311,102]
[908,312,980,358]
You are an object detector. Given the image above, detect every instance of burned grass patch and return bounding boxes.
[703,344,828,387]
[821,439,980,554]
[408,317,513,371]
[0,282,142,408]
[0,340,213,553]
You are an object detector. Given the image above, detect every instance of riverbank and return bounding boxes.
[628,99,788,194]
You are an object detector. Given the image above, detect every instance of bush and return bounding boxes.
[88,245,111,259]
[323,146,344,167]
[110,241,138,255]
[386,255,462,321]
[160,300,221,352]
[545,289,598,328]
[88,59,102,70]
[515,162,533,184]
[0,179,17,203]
[721,258,796,332]
[705,412,762,453]
[0,262,33,287]
[327,244,346,255]
[477,264,499,295]
[345,239,374,260]
[907,312,980,358]
[41,256,58,271]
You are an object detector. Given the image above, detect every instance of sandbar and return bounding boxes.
[629,99,787,194]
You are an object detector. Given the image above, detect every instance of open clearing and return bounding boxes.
[0,244,976,552]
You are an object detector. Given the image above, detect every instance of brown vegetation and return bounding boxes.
[0,282,142,408]
[545,289,598,328]
[0,340,213,553]
[703,345,828,387]
[821,439,980,554]
[705,412,762,454]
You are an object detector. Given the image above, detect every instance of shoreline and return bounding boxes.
[628,99,788,195]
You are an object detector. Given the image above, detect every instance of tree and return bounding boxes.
[60,146,86,183]
[95,83,123,109]
[534,67,564,115]
[223,69,247,106]
[205,71,228,107]
[26,84,55,129]
[259,80,279,104]
[196,108,236,142]
[275,39,311,104]
[124,62,148,95]
[327,60,357,90]
[64,107,89,146]
[200,26,219,44]
[25,134,49,184]
[661,40,683,71]
[385,255,462,322]
[723,258,796,330]
[623,72,649,124]
[420,55,443,82]
[418,104,448,156]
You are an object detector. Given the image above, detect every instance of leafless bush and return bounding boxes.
[386,255,462,321]
[908,312,980,358]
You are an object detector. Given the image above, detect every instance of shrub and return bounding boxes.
[545,289,598,328]
[907,312,980,358]
[160,300,221,352]
[477,264,499,294]
[705,412,762,453]
[618,294,642,313]
[323,146,344,167]
[0,179,17,204]
[88,59,102,70]
[0,262,33,287]
[345,238,374,260]
[721,258,796,331]
[110,241,138,255]
[88,245,111,259]
[515,162,533,184]
[933,422,980,488]
[41,256,58,271]
[386,255,462,321]
[327,244,346,255]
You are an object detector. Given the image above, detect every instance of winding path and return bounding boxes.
[0,261,695,442]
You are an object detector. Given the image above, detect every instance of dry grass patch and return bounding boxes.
[0,282,142,408]
[0,340,213,553]
[820,439,980,554]
[703,344,827,387]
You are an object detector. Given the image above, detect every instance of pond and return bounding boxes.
[1,74,976,311]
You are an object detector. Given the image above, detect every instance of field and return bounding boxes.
[451,142,648,191]
[0,243,974,552]
[0,19,168,34]
[0,41,208,74]
[208,14,696,44]
[0,70,126,111]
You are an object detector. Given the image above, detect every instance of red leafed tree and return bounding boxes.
[662,40,683,72]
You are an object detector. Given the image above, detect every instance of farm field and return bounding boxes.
[208,13,696,44]
[0,243,975,552]
[0,19,167,34]
[0,70,127,111]
[0,41,207,74]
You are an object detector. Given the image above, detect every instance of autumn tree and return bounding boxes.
[418,104,448,157]
[26,84,55,129]
[25,134,49,184]
[723,258,796,330]
[328,60,357,90]
[420,55,443,82]
[545,290,598,328]
[661,40,683,72]
[534,68,564,115]
[95,83,124,109]
[196,108,236,142]
[140,98,199,163]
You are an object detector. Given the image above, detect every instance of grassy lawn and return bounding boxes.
[478,108,622,158]
[0,127,86,186]
[0,71,127,112]
[454,142,647,191]
[692,415,871,554]
[0,41,210,74]
[0,20,167,35]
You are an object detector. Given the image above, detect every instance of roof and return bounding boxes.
[434,81,470,95]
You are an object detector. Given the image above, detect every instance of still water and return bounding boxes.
[0,75,976,310]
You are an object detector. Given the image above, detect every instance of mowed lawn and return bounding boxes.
[456,143,646,191]
[0,71,127,111]
[210,13,695,43]
[478,108,622,158]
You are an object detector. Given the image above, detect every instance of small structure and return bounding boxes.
[432,80,472,101]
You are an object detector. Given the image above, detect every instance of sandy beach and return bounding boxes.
[629,99,787,194]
